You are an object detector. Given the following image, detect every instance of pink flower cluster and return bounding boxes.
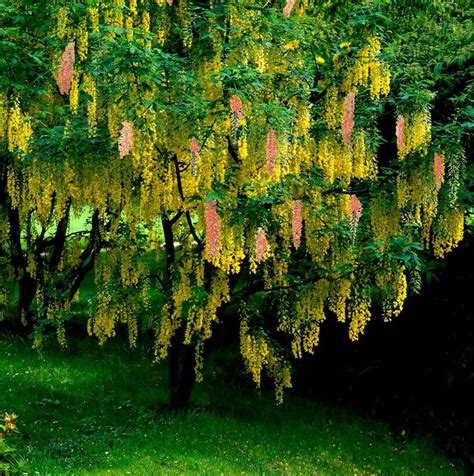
[57,42,75,95]
[292,200,303,250]
[349,194,362,234]
[266,129,277,176]
[396,116,405,151]
[342,92,355,145]
[190,137,200,155]
[283,0,295,17]
[205,200,221,259]
[118,121,133,159]
[255,227,268,263]
[434,152,445,190]
[230,94,244,141]
[230,94,243,121]
[350,194,362,220]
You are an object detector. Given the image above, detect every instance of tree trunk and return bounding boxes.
[7,200,37,328]
[168,331,196,410]
[161,213,197,409]
[18,273,37,327]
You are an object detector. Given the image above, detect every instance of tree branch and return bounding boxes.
[171,154,203,246]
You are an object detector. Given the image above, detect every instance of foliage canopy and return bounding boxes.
[0,0,472,401]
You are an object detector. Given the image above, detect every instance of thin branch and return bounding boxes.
[171,154,204,246]
[322,186,368,196]
[65,230,91,239]
[227,135,240,163]
[170,210,183,225]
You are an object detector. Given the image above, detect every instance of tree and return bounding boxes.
[0,0,471,407]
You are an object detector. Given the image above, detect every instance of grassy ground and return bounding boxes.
[0,337,460,475]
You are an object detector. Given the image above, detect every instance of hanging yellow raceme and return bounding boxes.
[7,100,32,156]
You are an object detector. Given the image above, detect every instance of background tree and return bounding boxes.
[0,0,471,408]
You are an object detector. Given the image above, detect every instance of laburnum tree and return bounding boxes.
[0,0,472,407]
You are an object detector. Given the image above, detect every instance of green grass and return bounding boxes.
[0,337,460,475]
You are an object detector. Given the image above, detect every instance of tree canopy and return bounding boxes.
[0,0,472,404]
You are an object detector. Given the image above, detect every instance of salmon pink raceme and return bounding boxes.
[283,0,295,17]
[57,42,75,95]
[118,121,133,159]
[205,200,221,259]
[230,94,243,121]
[266,129,277,176]
[349,194,362,235]
[292,200,303,250]
[434,152,445,190]
[342,92,355,145]
[255,227,268,263]
[396,115,405,151]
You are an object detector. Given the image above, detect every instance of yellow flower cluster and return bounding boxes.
[323,86,344,130]
[240,312,269,387]
[376,266,408,320]
[76,19,89,61]
[317,132,373,185]
[88,250,145,348]
[88,7,100,33]
[154,304,180,360]
[316,134,337,183]
[7,101,32,156]
[284,40,300,52]
[83,74,97,136]
[119,250,146,287]
[0,93,7,141]
[56,7,69,39]
[194,340,205,382]
[342,36,390,98]
[129,0,138,16]
[370,195,401,244]
[289,281,328,358]
[240,307,291,403]
[125,14,134,40]
[267,353,292,405]
[183,270,230,346]
[202,272,230,339]
[69,71,80,114]
[397,164,437,210]
[184,305,204,345]
[398,111,431,160]
[293,0,310,16]
[352,130,377,179]
[173,255,194,322]
[142,12,152,49]
[206,223,246,274]
[6,167,20,209]
[304,214,331,265]
[432,206,464,258]
[348,289,371,341]
[328,278,351,322]
[112,0,125,29]
[396,164,439,247]
[369,62,390,100]
[88,292,117,345]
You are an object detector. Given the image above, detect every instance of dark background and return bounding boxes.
[293,235,474,472]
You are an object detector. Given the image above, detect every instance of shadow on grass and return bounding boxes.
[0,336,462,475]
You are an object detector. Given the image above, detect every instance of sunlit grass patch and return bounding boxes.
[0,337,461,475]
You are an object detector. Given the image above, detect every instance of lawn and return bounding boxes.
[0,337,461,475]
